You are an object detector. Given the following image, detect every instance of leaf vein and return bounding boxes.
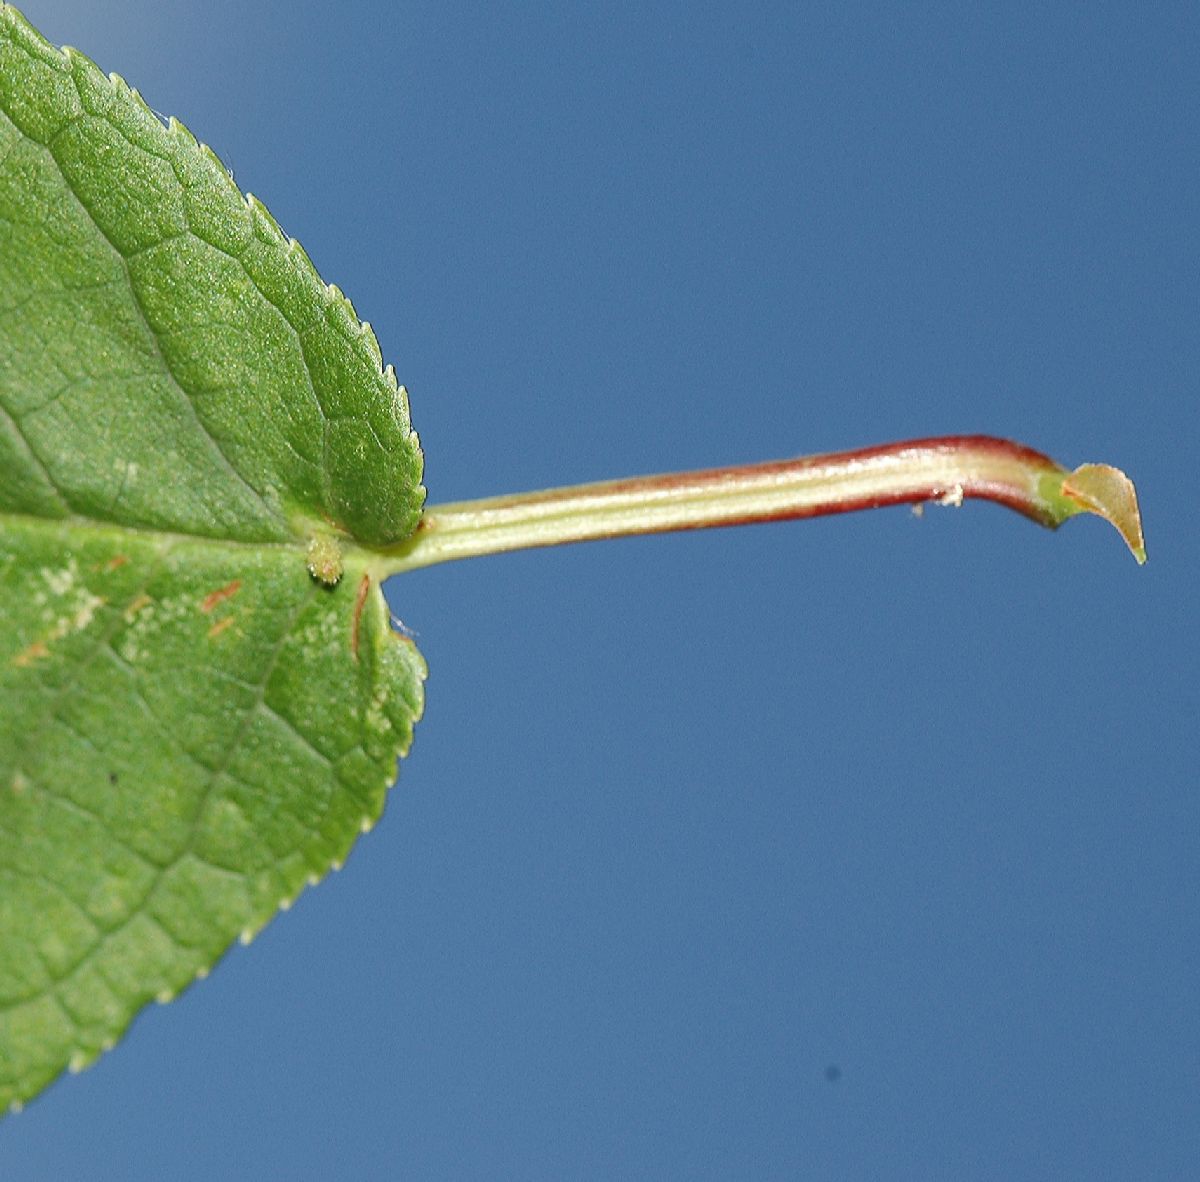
[18,591,316,1006]
[40,105,285,533]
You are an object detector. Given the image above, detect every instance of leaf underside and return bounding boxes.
[0,5,426,1110]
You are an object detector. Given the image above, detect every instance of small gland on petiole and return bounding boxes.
[306,533,344,586]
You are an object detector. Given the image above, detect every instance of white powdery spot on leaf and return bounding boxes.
[117,594,192,664]
[40,558,81,599]
[296,605,342,650]
[25,560,105,650]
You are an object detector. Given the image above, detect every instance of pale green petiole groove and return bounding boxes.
[374,435,1145,576]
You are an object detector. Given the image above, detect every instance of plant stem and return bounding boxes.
[376,435,1145,575]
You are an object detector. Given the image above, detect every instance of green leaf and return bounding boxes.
[0,4,426,1110]
[0,0,1150,1121]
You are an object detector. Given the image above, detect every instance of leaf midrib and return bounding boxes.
[0,507,329,556]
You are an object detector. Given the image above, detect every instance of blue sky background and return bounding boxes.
[2,2,1196,1178]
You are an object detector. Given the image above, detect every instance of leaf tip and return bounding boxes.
[1060,462,1146,564]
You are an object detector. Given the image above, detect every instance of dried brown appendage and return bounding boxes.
[1059,463,1146,565]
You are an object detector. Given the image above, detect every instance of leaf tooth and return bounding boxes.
[395,382,420,440]
[199,141,238,188]
[168,114,198,149]
[283,232,318,275]
[359,321,384,369]
[155,988,175,1005]
[245,191,287,244]
[106,69,131,98]
[149,104,172,130]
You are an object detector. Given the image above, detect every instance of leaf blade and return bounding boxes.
[0,4,426,1109]
[0,3,424,543]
